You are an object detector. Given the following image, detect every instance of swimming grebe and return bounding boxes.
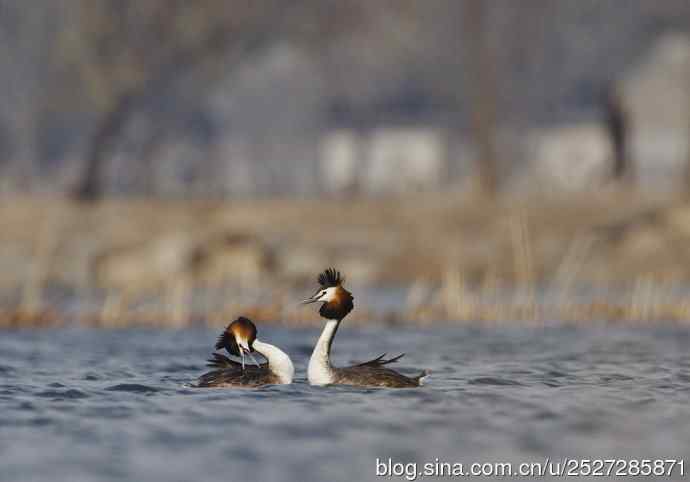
[303,268,428,388]
[196,317,294,388]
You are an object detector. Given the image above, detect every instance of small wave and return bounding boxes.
[0,384,28,395]
[675,373,690,383]
[105,383,160,394]
[468,377,523,386]
[545,370,569,378]
[27,417,53,427]
[160,364,199,373]
[599,374,635,382]
[36,389,89,399]
[16,401,35,411]
[293,344,314,356]
[532,409,560,420]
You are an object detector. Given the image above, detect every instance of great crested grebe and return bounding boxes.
[303,268,428,388]
[196,317,294,388]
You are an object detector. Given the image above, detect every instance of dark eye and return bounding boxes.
[321,291,326,296]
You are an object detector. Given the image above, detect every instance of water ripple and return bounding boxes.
[105,383,161,394]
[35,389,89,399]
[0,326,689,482]
[468,377,524,386]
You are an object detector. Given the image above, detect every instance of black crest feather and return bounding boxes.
[215,329,238,354]
[318,268,343,288]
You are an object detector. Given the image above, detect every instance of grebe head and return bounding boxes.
[215,316,261,369]
[302,268,354,321]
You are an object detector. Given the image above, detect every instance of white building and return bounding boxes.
[320,127,447,195]
[320,130,361,195]
[528,124,612,192]
[621,33,690,190]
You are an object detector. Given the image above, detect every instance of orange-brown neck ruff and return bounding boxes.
[319,286,354,321]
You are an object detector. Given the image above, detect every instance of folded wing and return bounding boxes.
[205,352,268,370]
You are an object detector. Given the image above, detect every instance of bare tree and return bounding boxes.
[0,1,63,189]
[461,0,500,195]
[58,0,375,201]
[602,83,631,183]
[62,0,293,201]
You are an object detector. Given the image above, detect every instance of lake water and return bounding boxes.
[1,326,689,482]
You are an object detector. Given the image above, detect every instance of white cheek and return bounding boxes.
[322,287,338,302]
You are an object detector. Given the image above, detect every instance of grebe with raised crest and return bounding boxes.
[302,268,428,388]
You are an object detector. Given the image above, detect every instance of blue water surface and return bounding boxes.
[1,326,689,482]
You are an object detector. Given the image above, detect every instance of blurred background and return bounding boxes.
[4,0,690,327]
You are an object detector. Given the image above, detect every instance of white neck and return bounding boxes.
[253,339,294,384]
[308,320,340,385]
